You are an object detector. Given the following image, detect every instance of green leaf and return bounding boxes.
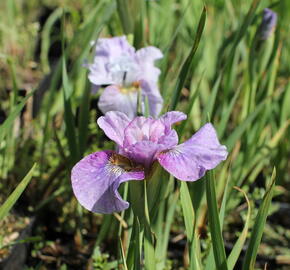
[62,56,79,164]
[180,181,201,270]
[116,0,133,34]
[126,216,141,270]
[0,163,37,221]
[143,181,156,270]
[201,75,221,124]
[78,79,91,156]
[225,101,265,152]
[242,168,276,270]
[0,90,35,141]
[227,187,251,270]
[170,6,206,110]
[206,171,228,270]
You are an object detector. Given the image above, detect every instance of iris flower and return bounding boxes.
[71,111,228,214]
[87,36,164,118]
[259,8,277,40]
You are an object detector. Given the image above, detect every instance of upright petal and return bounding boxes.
[88,36,136,86]
[157,123,228,181]
[140,80,163,118]
[136,47,163,83]
[123,117,166,147]
[97,110,131,146]
[95,36,135,59]
[160,111,187,132]
[71,151,145,214]
[98,85,138,120]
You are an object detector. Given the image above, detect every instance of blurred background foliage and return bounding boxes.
[0,0,289,269]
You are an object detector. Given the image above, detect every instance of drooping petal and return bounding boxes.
[160,111,187,132]
[71,151,145,214]
[140,80,163,118]
[98,85,138,120]
[97,110,131,146]
[87,61,114,86]
[157,123,228,181]
[123,117,166,147]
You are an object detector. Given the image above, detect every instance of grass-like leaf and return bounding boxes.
[227,187,251,270]
[206,171,228,270]
[242,168,276,270]
[0,90,35,141]
[180,181,201,270]
[0,163,37,221]
[170,6,206,110]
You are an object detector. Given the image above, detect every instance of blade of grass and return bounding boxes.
[116,0,133,34]
[126,216,141,270]
[205,169,230,270]
[170,6,206,110]
[180,181,201,270]
[227,186,251,270]
[201,75,221,124]
[242,168,276,270]
[206,171,228,270]
[143,181,156,270]
[0,163,37,221]
[0,90,35,141]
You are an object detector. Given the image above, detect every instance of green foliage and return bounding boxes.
[0,0,288,269]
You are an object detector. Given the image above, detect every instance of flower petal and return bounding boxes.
[124,141,162,168]
[71,151,145,214]
[98,85,138,119]
[88,36,136,86]
[158,129,179,149]
[136,47,163,83]
[157,123,228,181]
[140,80,163,118]
[160,111,187,132]
[136,46,163,62]
[97,110,131,146]
[123,117,166,147]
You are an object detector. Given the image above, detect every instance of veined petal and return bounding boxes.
[97,109,131,146]
[71,151,145,214]
[158,129,179,149]
[98,85,138,120]
[124,117,165,147]
[157,123,228,181]
[124,141,162,168]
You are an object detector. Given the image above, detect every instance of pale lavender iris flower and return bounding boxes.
[87,36,164,118]
[71,111,228,214]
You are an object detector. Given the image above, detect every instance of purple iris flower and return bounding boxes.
[71,111,228,214]
[259,8,277,40]
[86,36,164,118]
